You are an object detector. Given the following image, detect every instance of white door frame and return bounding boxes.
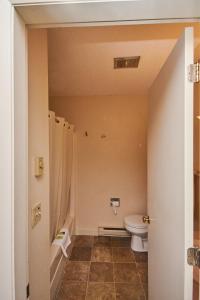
[0,0,199,299]
[0,1,15,300]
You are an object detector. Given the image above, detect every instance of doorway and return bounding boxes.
[25,22,199,300]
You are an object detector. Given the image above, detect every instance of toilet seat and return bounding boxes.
[124,214,147,230]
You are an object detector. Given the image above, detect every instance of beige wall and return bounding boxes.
[28,29,50,299]
[50,95,147,234]
[48,24,199,98]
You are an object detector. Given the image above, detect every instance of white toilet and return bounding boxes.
[124,214,148,252]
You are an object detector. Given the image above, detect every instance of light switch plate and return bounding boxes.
[32,203,42,228]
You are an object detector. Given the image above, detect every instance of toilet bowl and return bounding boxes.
[124,214,148,252]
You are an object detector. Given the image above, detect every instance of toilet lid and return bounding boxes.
[124,214,147,229]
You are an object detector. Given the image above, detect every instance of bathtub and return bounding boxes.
[50,215,75,300]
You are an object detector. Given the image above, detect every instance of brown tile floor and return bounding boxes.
[56,236,148,300]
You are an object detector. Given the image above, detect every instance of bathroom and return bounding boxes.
[28,22,200,300]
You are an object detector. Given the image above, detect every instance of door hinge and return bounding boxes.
[187,247,200,268]
[188,63,200,83]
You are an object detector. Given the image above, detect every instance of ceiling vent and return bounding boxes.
[114,56,140,69]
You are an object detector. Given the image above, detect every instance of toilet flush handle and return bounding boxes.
[143,215,151,224]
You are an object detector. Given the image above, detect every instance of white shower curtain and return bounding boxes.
[56,123,74,232]
[49,111,74,242]
[49,111,56,243]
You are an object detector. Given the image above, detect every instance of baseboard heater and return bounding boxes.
[98,226,131,237]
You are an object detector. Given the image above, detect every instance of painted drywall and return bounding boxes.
[48,24,200,98]
[28,29,50,300]
[50,95,147,234]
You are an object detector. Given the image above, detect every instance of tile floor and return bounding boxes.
[56,235,148,300]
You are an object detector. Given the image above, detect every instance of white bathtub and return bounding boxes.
[50,215,75,300]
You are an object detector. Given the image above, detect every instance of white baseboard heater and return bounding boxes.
[98,226,131,237]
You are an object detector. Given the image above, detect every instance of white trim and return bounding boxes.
[28,18,200,29]
[0,1,15,299]
[12,0,143,4]
[183,27,194,300]
[13,9,29,300]
[14,1,200,27]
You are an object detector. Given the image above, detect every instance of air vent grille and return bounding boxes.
[114,56,140,69]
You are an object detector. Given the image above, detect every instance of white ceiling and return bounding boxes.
[48,23,197,97]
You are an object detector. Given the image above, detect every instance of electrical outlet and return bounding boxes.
[32,203,42,228]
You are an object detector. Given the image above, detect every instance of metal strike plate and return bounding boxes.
[32,203,42,228]
[34,157,44,177]
[188,63,199,83]
[187,247,200,268]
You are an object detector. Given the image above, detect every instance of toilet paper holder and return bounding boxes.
[110,198,120,207]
